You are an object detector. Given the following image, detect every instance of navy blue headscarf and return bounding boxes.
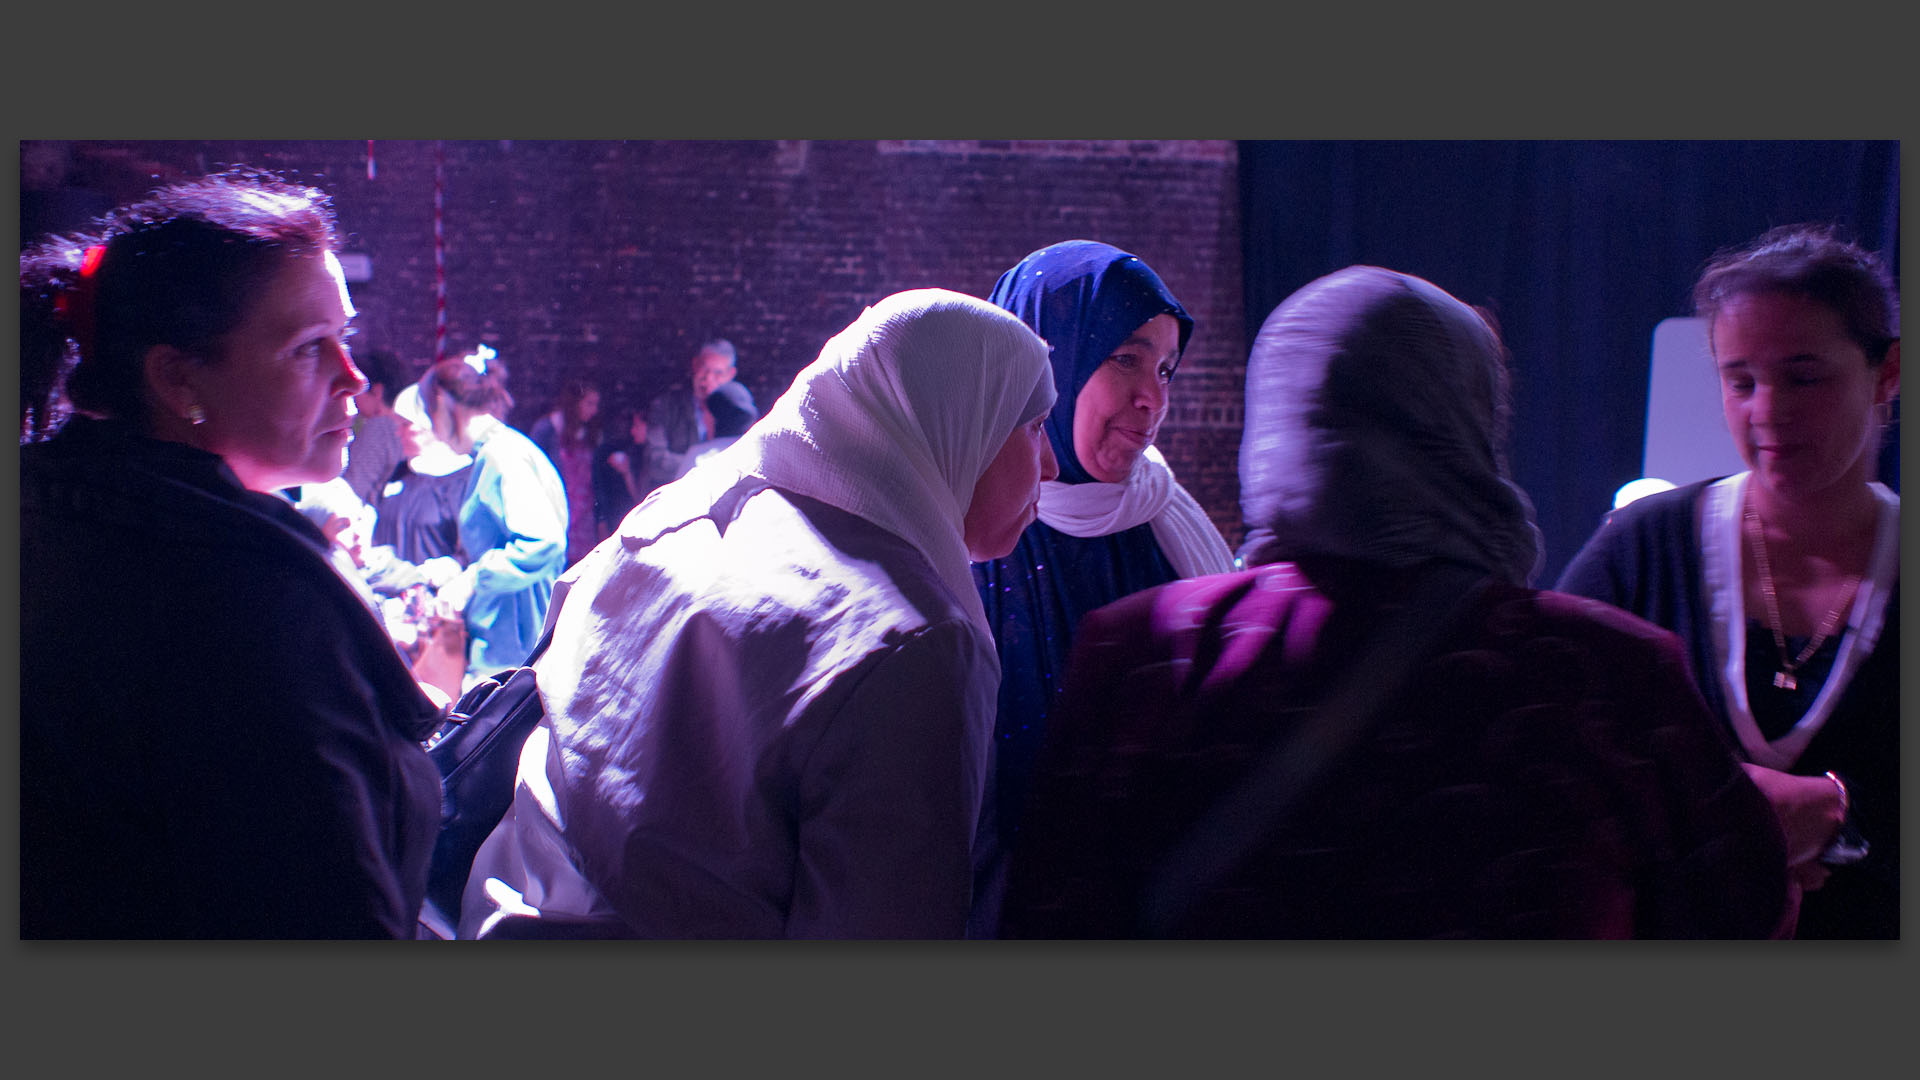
[969,240,1197,936]
[986,240,1194,486]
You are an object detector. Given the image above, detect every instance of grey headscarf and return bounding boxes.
[1238,265,1543,585]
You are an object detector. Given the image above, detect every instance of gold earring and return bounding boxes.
[187,403,207,426]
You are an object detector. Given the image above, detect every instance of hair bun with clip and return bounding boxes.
[52,243,107,360]
[463,344,497,376]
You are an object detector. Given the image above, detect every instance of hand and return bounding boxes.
[1740,763,1847,870]
[410,611,468,705]
[418,556,464,589]
[436,567,479,615]
[380,594,423,657]
[319,513,352,547]
[422,611,466,658]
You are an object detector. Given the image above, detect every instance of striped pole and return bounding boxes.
[433,141,447,365]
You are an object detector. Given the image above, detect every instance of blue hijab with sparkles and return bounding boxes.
[968,240,1195,935]
[986,240,1193,485]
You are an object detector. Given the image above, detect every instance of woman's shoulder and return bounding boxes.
[1591,476,1721,538]
[1488,583,1691,667]
[1075,570,1694,681]
[26,423,330,557]
[1557,477,1727,596]
[27,452,430,728]
[591,485,991,722]
[619,480,975,642]
[1079,563,1315,650]
[479,420,562,472]
[777,489,983,635]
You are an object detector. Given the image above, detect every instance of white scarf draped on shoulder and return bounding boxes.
[1035,445,1234,578]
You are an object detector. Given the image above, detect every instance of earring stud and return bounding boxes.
[187,403,207,426]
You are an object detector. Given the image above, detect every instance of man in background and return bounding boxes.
[641,339,754,496]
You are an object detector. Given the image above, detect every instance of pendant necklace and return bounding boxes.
[1743,497,1859,692]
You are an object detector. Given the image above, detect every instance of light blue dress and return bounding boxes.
[459,417,569,681]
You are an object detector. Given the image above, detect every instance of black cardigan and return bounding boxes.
[1557,478,1899,938]
[21,418,444,938]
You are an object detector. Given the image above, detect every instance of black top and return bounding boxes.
[20,418,444,938]
[372,461,473,565]
[1557,479,1899,938]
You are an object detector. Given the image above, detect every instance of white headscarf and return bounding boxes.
[1035,449,1234,578]
[988,239,1233,580]
[693,289,1055,631]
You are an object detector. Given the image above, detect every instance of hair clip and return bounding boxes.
[464,343,497,375]
[55,246,108,349]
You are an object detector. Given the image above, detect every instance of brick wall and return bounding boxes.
[22,139,1249,546]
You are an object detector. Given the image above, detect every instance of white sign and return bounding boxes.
[1643,316,1744,487]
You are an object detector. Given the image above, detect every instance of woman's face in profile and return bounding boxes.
[1712,290,1899,502]
[963,414,1058,561]
[190,251,366,492]
[1072,313,1180,483]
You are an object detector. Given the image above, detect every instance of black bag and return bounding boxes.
[416,629,554,939]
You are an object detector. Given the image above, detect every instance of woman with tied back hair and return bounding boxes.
[1558,225,1900,939]
[968,240,1234,935]
[416,348,570,689]
[999,266,1790,939]
[460,289,1057,939]
[19,170,443,938]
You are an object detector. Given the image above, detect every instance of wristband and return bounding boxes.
[1823,771,1850,817]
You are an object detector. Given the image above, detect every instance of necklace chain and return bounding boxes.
[1743,496,1859,691]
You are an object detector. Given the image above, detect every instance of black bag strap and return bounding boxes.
[443,619,557,726]
[1135,562,1491,937]
[529,620,556,661]
[417,620,562,939]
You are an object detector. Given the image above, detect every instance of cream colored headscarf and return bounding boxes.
[681,288,1055,631]
[1239,266,1543,585]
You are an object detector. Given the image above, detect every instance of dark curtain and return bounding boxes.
[1238,140,1900,584]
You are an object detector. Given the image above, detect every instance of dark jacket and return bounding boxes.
[1000,563,1791,938]
[20,418,444,938]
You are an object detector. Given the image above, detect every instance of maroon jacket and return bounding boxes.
[999,563,1791,939]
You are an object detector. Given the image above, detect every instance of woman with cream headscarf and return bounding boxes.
[459,289,1057,939]
[970,240,1233,934]
[998,266,1790,938]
